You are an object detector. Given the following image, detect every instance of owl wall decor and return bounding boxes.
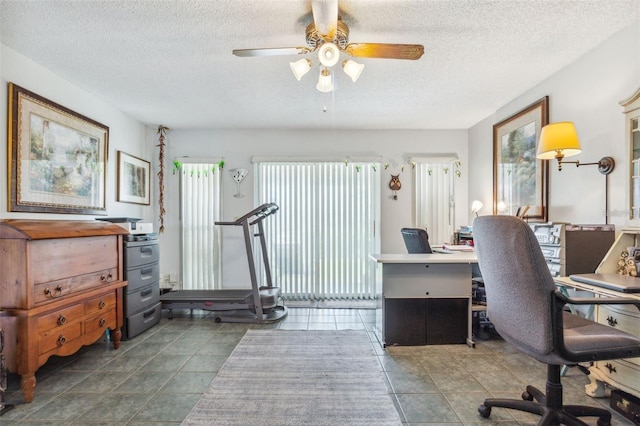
[389,174,401,200]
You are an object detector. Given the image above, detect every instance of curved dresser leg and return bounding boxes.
[111,328,122,350]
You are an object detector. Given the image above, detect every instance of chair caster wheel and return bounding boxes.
[214,317,222,323]
[522,390,533,401]
[478,404,491,418]
[597,418,611,426]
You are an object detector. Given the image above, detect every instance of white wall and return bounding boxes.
[154,129,469,288]
[469,22,640,228]
[0,44,151,221]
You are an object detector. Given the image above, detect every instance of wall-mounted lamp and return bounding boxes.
[471,200,484,217]
[536,122,615,175]
[536,121,615,224]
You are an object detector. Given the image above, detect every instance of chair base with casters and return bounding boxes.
[478,364,611,426]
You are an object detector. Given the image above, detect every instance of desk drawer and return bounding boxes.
[124,241,159,269]
[125,283,160,316]
[382,263,471,298]
[126,263,160,293]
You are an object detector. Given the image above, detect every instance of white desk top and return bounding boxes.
[370,252,478,264]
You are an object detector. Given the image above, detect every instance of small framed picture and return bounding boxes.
[117,151,150,205]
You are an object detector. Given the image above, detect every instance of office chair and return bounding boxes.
[400,228,432,253]
[473,216,640,426]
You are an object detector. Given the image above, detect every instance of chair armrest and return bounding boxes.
[554,290,640,311]
[552,290,640,362]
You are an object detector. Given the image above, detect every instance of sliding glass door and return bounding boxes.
[255,161,380,300]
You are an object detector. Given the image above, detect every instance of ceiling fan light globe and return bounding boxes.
[318,43,340,67]
[290,58,312,81]
[342,59,364,82]
[316,68,333,92]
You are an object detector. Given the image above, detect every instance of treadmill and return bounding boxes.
[160,203,287,323]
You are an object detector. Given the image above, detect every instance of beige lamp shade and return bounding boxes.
[316,68,333,92]
[536,122,582,160]
[290,58,312,81]
[342,59,365,82]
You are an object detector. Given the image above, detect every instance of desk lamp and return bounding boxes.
[536,122,615,223]
[471,200,484,217]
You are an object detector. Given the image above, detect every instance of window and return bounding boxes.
[255,161,380,300]
[179,161,222,289]
[414,158,459,245]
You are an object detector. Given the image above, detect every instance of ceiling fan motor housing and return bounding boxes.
[305,20,349,50]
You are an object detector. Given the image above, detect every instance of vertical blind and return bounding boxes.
[180,162,222,290]
[255,161,380,300]
[414,161,456,246]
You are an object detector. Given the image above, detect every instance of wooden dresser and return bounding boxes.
[0,220,128,403]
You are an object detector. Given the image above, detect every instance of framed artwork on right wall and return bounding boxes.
[493,96,549,222]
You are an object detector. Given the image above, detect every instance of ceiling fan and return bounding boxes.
[232,0,424,92]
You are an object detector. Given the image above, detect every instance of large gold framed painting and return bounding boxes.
[8,83,109,215]
[493,96,549,222]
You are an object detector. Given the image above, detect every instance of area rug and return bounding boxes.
[182,329,402,425]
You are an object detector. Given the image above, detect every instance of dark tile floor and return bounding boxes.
[0,307,633,425]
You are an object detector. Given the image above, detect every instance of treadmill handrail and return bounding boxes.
[214,202,279,226]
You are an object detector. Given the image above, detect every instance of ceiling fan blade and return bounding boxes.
[311,0,338,39]
[232,47,312,57]
[344,43,425,60]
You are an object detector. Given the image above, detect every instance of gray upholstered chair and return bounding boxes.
[473,215,640,426]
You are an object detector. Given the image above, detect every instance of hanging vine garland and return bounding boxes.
[157,125,169,233]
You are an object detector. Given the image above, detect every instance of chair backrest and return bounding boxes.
[401,228,432,253]
[473,216,557,355]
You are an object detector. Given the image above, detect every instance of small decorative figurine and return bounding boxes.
[389,174,401,200]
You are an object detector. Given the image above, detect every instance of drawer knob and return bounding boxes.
[606,316,618,327]
[99,318,106,327]
[604,363,617,374]
[57,315,67,326]
[57,335,67,346]
[98,301,106,309]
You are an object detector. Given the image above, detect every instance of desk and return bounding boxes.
[370,252,477,348]
[555,276,640,399]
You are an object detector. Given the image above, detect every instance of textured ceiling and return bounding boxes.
[1,0,638,130]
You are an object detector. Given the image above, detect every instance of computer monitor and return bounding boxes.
[401,228,433,254]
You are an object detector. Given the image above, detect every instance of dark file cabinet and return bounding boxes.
[123,239,161,339]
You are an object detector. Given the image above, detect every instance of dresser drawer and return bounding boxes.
[598,305,640,337]
[38,304,83,333]
[84,291,117,315]
[126,263,160,293]
[124,241,159,269]
[34,267,120,305]
[595,359,640,388]
[598,305,640,366]
[39,322,82,354]
[85,310,117,334]
[31,236,119,284]
[125,283,160,316]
